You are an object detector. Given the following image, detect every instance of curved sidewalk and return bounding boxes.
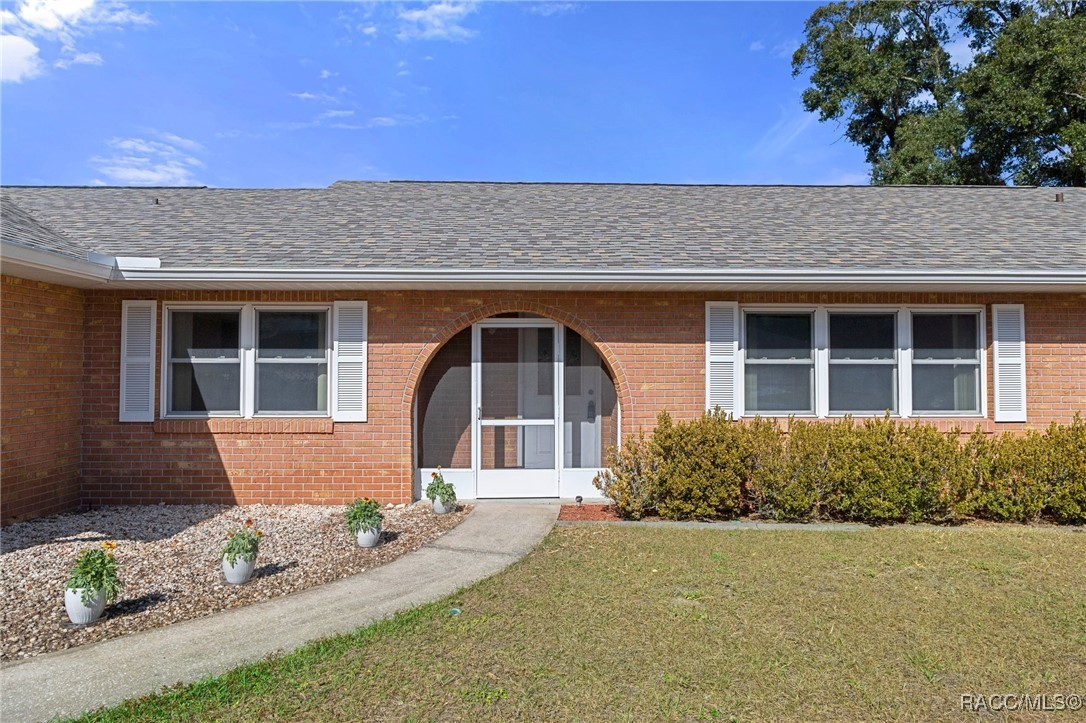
[1,502,558,723]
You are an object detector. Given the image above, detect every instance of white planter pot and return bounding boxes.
[64,587,107,625]
[433,498,456,515]
[355,525,381,548]
[222,556,256,584]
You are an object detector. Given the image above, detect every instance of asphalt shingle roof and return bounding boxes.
[0,195,93,261]
[2,182,1083,271]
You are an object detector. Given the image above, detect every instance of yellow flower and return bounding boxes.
[244,519,254,528]
[101,541,117,551]
[227,532,235,539]
[256,530,265,538]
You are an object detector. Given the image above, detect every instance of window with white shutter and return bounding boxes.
[706,301,740,417]
[332,301,368,422]
[992,304,1027,422]
[120,300,156,422]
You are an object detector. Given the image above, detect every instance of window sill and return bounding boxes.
[153,418,335,435]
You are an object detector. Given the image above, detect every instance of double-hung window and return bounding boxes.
[164,305,333,418]
[168,310,243,415]
[911,313,981,414]
[828,313,897,414]
[255,311,329,414]
[743,313,815,414]
[733,306,985,418]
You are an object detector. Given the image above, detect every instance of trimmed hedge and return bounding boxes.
[593,412,1086,525]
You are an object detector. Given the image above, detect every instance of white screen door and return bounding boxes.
[473,320,559,497]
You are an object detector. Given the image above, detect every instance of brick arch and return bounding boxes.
[400,300,634,473]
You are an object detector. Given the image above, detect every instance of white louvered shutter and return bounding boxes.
[706,301,740,418]
[332,301,368,422]
[120,300,156,422]
[992,304,1027,422]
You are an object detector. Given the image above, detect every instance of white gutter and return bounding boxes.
[0,241,115,284]
[114,266,1086,288]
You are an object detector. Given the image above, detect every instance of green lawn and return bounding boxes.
[80,525,1086,722]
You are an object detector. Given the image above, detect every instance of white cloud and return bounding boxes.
[358,24,377,37]
[291,91,337,102]
[526,2,580,17]
[54,49,101,67]
[749,40,764,52]
[1,0,151,82]
[397,2,477,42]
[750,110,817,159]
[319,68,336,79]
[319,109,354,119]
[772,38,800,60]
[330,114,430,130]
[1,34,44,82]
[90,132,205,186]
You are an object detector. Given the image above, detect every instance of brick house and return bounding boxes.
[1,182,1084,524]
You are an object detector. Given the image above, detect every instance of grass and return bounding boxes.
[77,525,1086,722]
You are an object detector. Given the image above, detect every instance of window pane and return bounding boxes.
[258,311,327,359]
[170,311,239,359]
[744,364,813,413]
[481,425,555,470]
[830,314,895,360]
[913,364,979,413]
[256,363,328,412]
[829,365,896,413]
[480,327,554,420]
[913,314,979,360]
[746,314,813,359]
[170,362,240,413]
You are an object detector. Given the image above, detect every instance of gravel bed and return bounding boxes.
[0,502,471,662]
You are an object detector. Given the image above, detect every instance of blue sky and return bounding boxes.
[1,1,869,187]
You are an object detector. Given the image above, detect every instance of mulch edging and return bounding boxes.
[557,504,622,522]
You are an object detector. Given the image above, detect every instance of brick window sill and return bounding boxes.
[153,418,335,435]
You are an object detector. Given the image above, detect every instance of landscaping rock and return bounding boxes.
[0,502,471,661]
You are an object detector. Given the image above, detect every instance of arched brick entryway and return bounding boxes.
[400,301,633,496]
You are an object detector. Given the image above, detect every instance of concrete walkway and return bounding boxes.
[1,502,558,723]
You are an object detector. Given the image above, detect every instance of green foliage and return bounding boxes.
[654,411,784,520]
[602,414,1084,525]
[793,0,1086,186]
[1043,417,1086,523]
[66,543,124,605]
[425,469,458,505]
[345,498,384,535]
[222,520,264,565]
[593,429,660,520]
[964,416,1086,523]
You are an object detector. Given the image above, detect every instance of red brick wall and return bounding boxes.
[1,276,85,524]
[6,286,1083,513]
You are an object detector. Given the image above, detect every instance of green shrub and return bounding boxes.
[1044,416,1086,524]
[597,413,1083,526]
[966,416,1086,523]
[593,430,659,520]
[831,417,967,524]
[753,419,832,521]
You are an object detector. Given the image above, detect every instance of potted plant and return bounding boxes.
[222,519,264,584]
[426,468,458,514]
[346,497,384,547]
[64,541,124,625]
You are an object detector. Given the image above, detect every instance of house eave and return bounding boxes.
[108,267,1086,292]
[0,241,115,287]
